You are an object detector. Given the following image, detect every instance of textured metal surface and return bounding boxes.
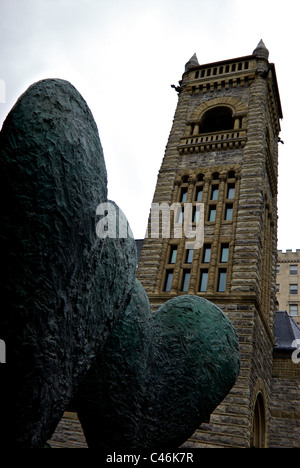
[0,79,137,448]
[76,279,240,450]
[0,78,240,449]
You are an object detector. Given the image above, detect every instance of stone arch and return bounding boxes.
[188,97,247,123]
[175,165,242,185]
[251,379,268,448]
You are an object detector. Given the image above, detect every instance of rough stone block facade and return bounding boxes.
[270,357,300,448]
[137,41,290,447]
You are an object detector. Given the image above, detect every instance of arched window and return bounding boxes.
[252,393,266,448]
[199,106,234,134]
[195,174,204,202]
[181,175,189,183]
[179,175,189,202]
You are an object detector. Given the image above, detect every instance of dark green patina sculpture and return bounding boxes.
[0,79,137,447]
[75,279,240,450]
[0,79,240,449]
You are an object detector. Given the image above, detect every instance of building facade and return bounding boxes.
[137,41,286,447]
[276,250,300,325]
[270,311,300,448]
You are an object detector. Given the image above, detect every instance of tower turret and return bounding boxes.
[184,53,199,72]
[137,42,282,448]
[253,39,269,60]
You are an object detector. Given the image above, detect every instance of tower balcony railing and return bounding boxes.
[178,129,247,154]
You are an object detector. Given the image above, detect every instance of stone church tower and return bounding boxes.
[137,41,283,448]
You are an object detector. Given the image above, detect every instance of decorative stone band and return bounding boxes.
[178,130,247,154]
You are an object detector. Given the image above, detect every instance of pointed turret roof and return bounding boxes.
[253,39,269,60]
[185,53,199,72]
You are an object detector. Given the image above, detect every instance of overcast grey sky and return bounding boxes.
[0,0,299,250]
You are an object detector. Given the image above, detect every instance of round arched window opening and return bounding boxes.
[200,106,234,134]
[181,175,189,184]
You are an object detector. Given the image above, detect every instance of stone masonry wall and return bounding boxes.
[270,358,300,448]
[183,301,274,448]
[138,50,282,447]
